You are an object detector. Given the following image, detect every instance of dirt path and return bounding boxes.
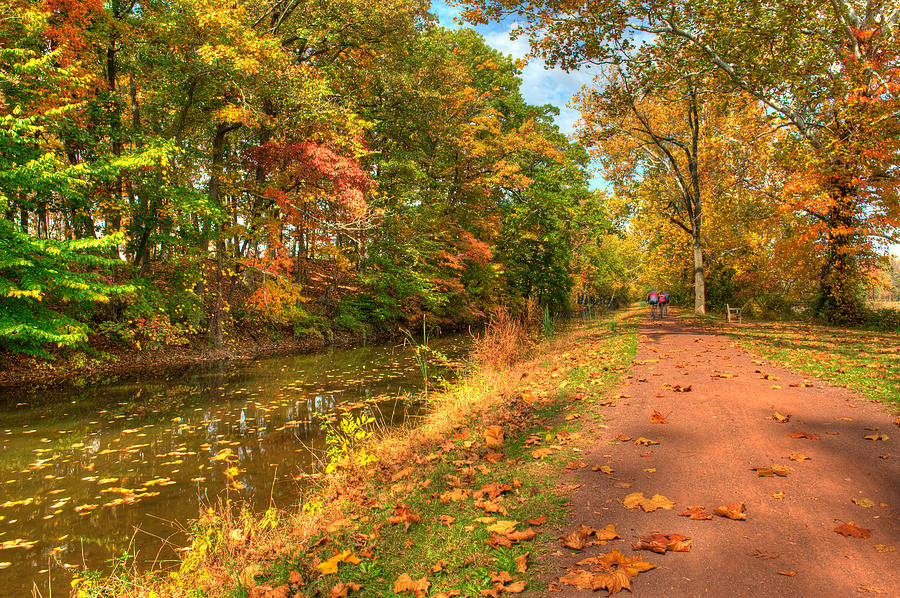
[545,313,900,596]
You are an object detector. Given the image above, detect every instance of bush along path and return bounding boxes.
[545,313,900,596]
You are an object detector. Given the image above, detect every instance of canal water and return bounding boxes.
[0,335,468,597]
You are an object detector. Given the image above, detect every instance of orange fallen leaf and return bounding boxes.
[772,411,790,423]
[315,551,360,575]
[615,435,632,442]
[623,492,675,512]
[439,488,470,502]
[531,448,554,459]
[431,560,448,573]
[752,464,790,477]
[864,434,889,441]
[788,432,820,439]
[593,465,614,474]
[566,460,588,470]
[679,505,713,520]
[485,426,504,449]
[438,515,455,526]
[632,533,692,553]
[874,544,895,552]
[834,521,871,538]
[561,550,656,595]
[714,502,747,520]
[634,437,659,446]
[527,515,547,526]
[515,552,529,573]
[329,582,362,597]
[650,410,668,424]
[777,571,797,577]
[789,454,810,461]
[393,574,430,597]
[386,504,422,529]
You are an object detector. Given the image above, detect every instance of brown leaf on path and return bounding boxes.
[393,574,430,597]
[789,454,810,461]
[634,437,659,446]
[491,572,513,583]
[650,410,668,424]
[515,552,529,572]
[772,411,791,423]
[560,525,594,550]
[788,432,820,439]
[566,460,588,470]
[559,569,594,590]
[852,498,875,508]
[593,465,614,474]
[864,434,889,441]
[714,502,747,520]
[752,464,790,477]
[773,491,785,499]
[777,571,797,577]
[438,515,455,526]
[485,426,504,449]
[834,521,871,538]
[615,435,632,442]
[632,533,692,553]
[623,492,675,512]
[674,384,692,392]
[527,515,547,526]
[680,505,713,520]
[486,534,513,549]
[874,544,895,552]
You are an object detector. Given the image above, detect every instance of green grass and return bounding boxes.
[682,311,900,409]
[245,310,641,597]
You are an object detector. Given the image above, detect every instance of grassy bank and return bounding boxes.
[70,308,641,598]
[680,311,900,409]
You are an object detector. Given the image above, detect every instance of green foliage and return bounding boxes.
[0,218,133,354]
[324,413,378,473]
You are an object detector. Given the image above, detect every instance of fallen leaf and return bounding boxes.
[864,434,889,441]
[561,550,656,595]
[788,432,820,439]
[329,582,362,598]
[438,515,455,526]
[772,411,790,423]
[777,571,797,577]
[852,498,875,508]
[527,515,547,526]
[486,520,519,535]
[714,502,747,520]
[566,460,588,470]
[485,426,504,449]
[650,410,668,424]
[531,448,554,459]
[431,560,448,573]
[594,465,614,474]
[393,574,430,597]
[623,492,675,512]
[752,464,790,477]
[834,521,871,538]
[515,552,529,572]
[386,504,422,529]
[315,551,361,575]
[874,544,895,552]
[634,437,659,446]
[789,454,810,461]
[773,491,785,500]
[632,533,692,553]
[439,488,471,502]
[679,506,713,520]
[615,435,632,442]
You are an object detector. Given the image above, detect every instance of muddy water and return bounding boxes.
[0,336,468,597]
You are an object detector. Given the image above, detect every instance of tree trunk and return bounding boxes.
[207,122,236,350]
[692,230,705,315]
[815,188,861,322]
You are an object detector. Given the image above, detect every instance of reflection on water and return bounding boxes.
[0,336,468,597]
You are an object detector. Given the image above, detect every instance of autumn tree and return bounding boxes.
[462,0,900,321]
